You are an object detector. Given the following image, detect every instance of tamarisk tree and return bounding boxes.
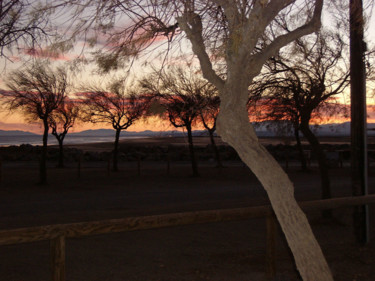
[0,0,51,59]
[198,86,222,168]
[177,3,331,279]
[80,79,150,171]
[250,30,350,204]
[2,62,67,184]
[142,67,207,177]
[49,98,79,168]
[63,1,332,279]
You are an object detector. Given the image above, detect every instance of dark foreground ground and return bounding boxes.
[0,137,375,280]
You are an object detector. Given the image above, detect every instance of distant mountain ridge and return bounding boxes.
[70,129,209,137]
[1,122,375,138]
[254,121,375,137]
[0,130,38,136]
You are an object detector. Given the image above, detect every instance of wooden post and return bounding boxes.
[265,213,277,280]
[350,0,369,245]
[51,235,66,281]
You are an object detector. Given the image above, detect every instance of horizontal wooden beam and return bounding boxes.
[1,194,374,246]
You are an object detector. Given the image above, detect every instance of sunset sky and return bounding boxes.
[0,2,374,135]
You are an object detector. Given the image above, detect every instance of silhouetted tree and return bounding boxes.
[142,68,206,177]
[198,88,222,168]
[49,98,79,168]
[2,62,67,184]
[250,30,350,206]
[250,97,309,170]
[80,79,150,171]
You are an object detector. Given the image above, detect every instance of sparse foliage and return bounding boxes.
[58,1,333,279]
[0,0,52,60]
[2,62,67,184]
[250,30,350,204]
[197,85,222,167]
[80,79,150,171]
[49,98,79,168]
[142,67,207,177]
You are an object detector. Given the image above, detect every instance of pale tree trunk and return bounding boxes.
[177,2,331,278]
[217,86,333,281]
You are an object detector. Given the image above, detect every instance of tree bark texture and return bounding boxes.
[217,86,333,281]
[186,123,199,177]
[177,1,331,278]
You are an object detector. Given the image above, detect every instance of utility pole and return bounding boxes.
[350,0,369,245]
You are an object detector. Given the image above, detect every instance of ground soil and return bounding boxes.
[0,137,374,281]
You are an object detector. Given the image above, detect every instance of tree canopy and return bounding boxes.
[58,1,334,280]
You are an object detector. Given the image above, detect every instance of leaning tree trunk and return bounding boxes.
[208,129,223,168]
[294,127,308,171]
[40,119,49,185]
[300,122,332,200]
[113,129,121,172]
[217,88,333,281]
[186,123,199,177]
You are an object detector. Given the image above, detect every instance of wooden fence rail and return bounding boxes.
[1,194,375,281]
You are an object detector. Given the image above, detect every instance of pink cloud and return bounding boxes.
[23,48,71,61]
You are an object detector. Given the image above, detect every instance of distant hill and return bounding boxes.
[70,129,115,137]
[254,121,375,137]
[70,129,209,137]
[0,130,38,136]
[2,122,375,138]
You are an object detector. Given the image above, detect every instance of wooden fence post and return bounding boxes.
[266,213,277,280]
[51,235,66,281]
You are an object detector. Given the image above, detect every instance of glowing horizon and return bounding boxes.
[2,107,375,135]
[0,2,374,134]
